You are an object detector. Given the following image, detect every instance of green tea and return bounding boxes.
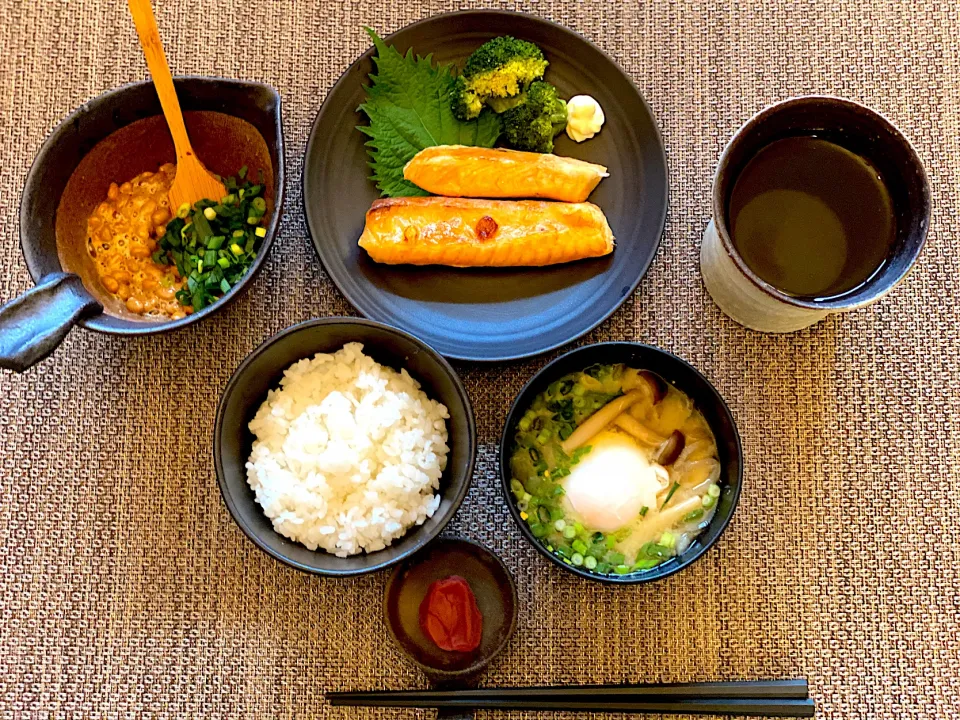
[728,136,895,298]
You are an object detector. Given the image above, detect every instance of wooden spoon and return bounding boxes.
[126,0,226,211]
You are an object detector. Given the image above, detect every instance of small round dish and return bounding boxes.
[499,342,743,584]
[213,318,477,577]
[303,9,668,362]
[384,537,518,681]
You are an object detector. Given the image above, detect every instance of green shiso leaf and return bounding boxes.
[357,27,502,197]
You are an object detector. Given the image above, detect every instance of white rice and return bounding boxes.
[245,342,450,557]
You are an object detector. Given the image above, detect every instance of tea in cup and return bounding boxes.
[701,96,930,332]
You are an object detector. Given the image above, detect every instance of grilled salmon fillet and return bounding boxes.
[403,145,609,202]
[358,196,615,267]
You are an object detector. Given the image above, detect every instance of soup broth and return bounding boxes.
[509,363,722,576]
[728,136,895,298]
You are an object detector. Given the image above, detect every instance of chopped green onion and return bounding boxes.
[659,531,676,549]
[614,565,631,575]
[702,494,716,509]
[518,416,532,431]
[571,553,584,566]
[634,558,661,570]
[642,541,671,559]
[562,525,576,540]
[203,207,217,220]
[683,508,705,522]
[606,551,625,566]
[231,243,244,255]
[584,555,598,570]
[572,539,588,555]
[554,519,566,532]
[661,481,681,509]
[639,506,649,517]
[708,484,721,498]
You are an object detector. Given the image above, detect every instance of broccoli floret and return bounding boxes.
[500,81,568,153]
[451,36,548,120]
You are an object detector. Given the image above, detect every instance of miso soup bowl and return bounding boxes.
[499,342,743,585]
[214,318,477,577]
[0,76,285,372]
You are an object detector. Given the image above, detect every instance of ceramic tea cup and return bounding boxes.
[700,96,930,333]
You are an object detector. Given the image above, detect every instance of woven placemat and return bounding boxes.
[0,0,958,717]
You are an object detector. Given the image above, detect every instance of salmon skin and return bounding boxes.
[403,145,609,203]
[358,196,615,267]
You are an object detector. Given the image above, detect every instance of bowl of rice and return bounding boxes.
[214,318,476,576]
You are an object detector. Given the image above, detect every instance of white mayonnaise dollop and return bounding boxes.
[565,95,606,142]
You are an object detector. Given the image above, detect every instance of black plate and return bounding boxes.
[303,10,668,362]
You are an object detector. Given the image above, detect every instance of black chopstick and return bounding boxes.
[332,679,808,701]
[327,680,815,717]
[329,696,815,717]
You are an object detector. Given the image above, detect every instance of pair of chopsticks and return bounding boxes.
[328,679,814,717]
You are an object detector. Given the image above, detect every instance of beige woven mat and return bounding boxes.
[1,0,958,717]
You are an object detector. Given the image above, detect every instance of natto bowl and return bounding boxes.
[499,342,743,584]
[214,318,477,577]
[0,76,285,372]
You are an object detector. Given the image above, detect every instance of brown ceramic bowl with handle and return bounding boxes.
[0,76,285,372]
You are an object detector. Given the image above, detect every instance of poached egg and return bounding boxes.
[562,431,663,532]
